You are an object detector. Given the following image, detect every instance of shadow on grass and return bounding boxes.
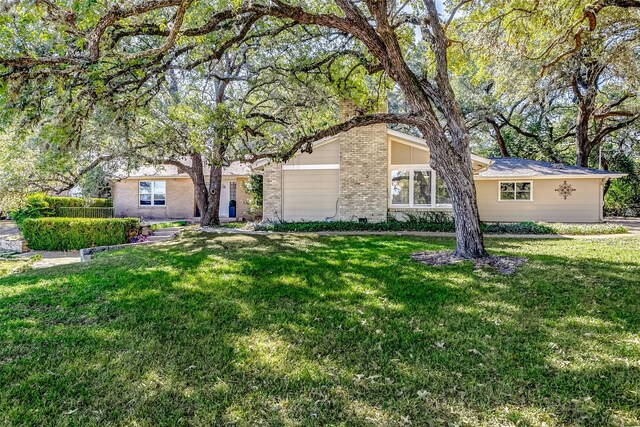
[0,233,639,426]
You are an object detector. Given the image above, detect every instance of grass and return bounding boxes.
[0,259,32,277]
[1,233,639,426]
[150,220,190,230]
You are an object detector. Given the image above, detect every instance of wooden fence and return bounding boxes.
[56,207,115,218]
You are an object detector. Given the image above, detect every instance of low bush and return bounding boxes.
[483,221,628,235]
[21,217,141,250]
[10,194,113,225]
[256,214,456,233]
[482,221,555,234]
[257,218,627,235]
[44,196,112,215]
[10,194,54,226]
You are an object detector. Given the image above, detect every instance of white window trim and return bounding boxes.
[229,181,237,201]
[389,166,452,208]
[138,180,167,207]
[497,180,534,202]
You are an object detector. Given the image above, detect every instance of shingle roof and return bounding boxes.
[117,161,252,179]
[477,157,625,178]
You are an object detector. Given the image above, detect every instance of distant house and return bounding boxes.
[111,162,252,220]
[254,103,625,224]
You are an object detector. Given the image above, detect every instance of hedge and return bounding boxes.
[21,217,140,250]
[44,196,112,215]
[10,194,112,225]
[256,219,628,235]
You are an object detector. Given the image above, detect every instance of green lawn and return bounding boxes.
[1,233,639,426]
[0,259,32,278]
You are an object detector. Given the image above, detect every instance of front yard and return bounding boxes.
[1,233,639,426]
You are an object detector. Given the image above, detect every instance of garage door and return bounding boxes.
[282,169,339,221]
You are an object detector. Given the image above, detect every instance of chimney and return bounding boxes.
[338,99,358,122]
[338,98,388,122]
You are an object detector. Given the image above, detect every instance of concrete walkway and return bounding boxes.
[13,250,81,268]
[606,217,640,234]
[0,220,19,239]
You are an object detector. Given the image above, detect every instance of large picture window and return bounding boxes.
[499,181,532,201]
[436,176,452,205]
[139,181,166,206]
[391,170,410,204]
[390,169,450,207]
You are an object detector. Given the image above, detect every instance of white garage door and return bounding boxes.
[283,169,339,221]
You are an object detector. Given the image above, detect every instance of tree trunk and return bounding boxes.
[487,118,510,157]
[431,144,487,258]
[201,164,223,226]
[576,147,591,168]
[575,100,594,167]
[187,153,223,227]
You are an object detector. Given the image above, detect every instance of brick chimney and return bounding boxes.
[338,98,388,121]
[338,99,358,122]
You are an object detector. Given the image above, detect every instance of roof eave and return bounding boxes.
[474,173,627,180]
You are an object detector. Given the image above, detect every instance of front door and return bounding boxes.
[194,183,231,218]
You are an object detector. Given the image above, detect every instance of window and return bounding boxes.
[229,182,237,201]
[139,180,166,206]
[436,176,452,205]
[390,169,451,207]
[391,170,410,204]
[499,181,532,201]
[413,170,432,205]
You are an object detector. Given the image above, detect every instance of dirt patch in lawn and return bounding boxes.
[411,251,528,275]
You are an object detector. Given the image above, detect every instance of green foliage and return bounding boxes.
[10,194,112,224]
[45,195,112,213]
[258,218,627,235]
[9,194,54,225]
[258,213,455,232]
[604,155,640,216]
[243,174,263,217]
[150,221,189,230]
[21,217,140,251]
[483,221,627,235]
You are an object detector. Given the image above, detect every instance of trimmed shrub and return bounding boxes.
[256,219,627,235]
[21,217,140,250]
[256,216,456,233]
[482,221,555,234]
[44,196,112,215]
[10,194,113,224]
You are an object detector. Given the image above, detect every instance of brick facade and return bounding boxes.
[262,163,283,221]
[113,178,195,219]
[261,99,389,222]
[337,123,388,222]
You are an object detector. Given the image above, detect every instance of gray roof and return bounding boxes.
[477,157,624,178]
[118,161,252,179]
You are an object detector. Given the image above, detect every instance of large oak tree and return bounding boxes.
[1,0,492,258]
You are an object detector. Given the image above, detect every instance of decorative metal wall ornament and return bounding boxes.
[555,180,576,199]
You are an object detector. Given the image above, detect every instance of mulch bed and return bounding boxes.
[411,251,528,275]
